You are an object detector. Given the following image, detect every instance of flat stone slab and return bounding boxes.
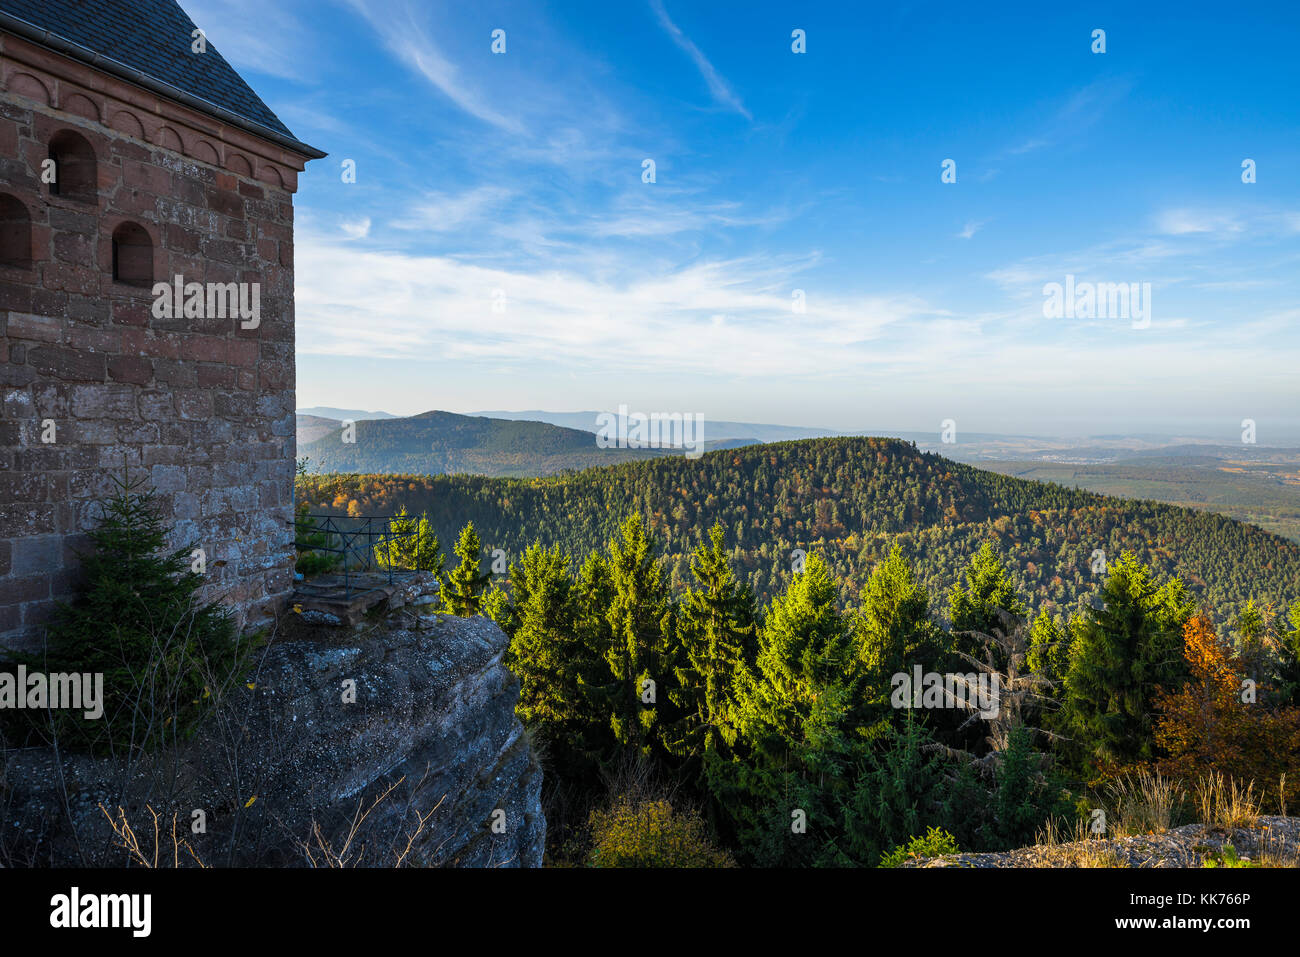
[290,571,438,627]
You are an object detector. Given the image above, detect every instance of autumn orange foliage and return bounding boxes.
[1152,614,1300,811]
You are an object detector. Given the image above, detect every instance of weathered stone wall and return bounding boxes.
[1,588,547,868]
[0,32,312,651]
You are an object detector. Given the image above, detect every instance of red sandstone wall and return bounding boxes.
[0,34,312,652]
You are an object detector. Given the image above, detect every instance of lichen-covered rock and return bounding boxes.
[0,600,545,868]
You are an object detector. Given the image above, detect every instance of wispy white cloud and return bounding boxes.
[1155,208,1245,237]
[294,228,1296,426]
[339,217,371,240]
[294,234,926,376]
[582,195,796,239]
[344,0,524,133]
[1151,206,1300,241]
[392,187,515,232]
[181,0,315,83]
[648,0,751,120]
[985,205,1300,297]
[998,78,1133,158]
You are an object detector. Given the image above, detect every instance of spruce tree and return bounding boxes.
[1026,609,1069,688]
[439,521,491,616]
[504,544,595,773]
[728,554,863,865]
[481,583,517,634]
[572,549,620,761]
[948,542,1027,666]
[853,547,943,737]
[34,470,244,752]
[842,713,948,865]
[1232,599,1266,686]
[603,515,673,755]
[375,507,443,574]
[1025,609,1071,737]
[665,523,757,785]
[1062,551,1194,769]
[1269,600,1300,707]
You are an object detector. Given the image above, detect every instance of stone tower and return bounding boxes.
[0,0,324,651]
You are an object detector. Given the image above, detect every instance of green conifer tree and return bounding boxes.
[842,713,949,865]
[1269,600,1300,707]
[572,549,621,761]
[1233,599,1267,685]
[853,547,943,736]
[375,506,443,574]
[481,582,517,634]
[439,522,491,616]
[34,470,245,752]
[1062,551,1194,769]
[948,542,1027,666]
[1026,609,1068,687]
[1024,609,1071,738]
[665,523,757,785]
[504,543,603,774]
[603,515,673,755]
[728,554,863,865]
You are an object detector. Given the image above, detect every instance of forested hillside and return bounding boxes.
[299,410,673,477]
[296,436,1300,627]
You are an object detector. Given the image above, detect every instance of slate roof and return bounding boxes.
[0,0,322,156]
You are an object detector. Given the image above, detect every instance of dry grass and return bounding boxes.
[1103,769,1187,837]
[1252,822,1300,867]
[1034,817,1129,868]
[1194,772,1261,831]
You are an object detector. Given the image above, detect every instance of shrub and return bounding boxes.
[587,798,733,868]
[879,827,959,867]
[1203,844,1258,868]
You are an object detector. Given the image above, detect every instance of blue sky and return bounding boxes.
[187,0,1300,440]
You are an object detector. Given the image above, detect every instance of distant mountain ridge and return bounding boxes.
[298,407,398,421]
[471,410,844,444]
[297,414,344,446]
[298,410,705,477]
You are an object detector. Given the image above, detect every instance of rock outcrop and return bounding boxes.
[0,577,546,867]
[901,816,1300,868]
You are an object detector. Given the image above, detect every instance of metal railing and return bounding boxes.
[291,513,440,598]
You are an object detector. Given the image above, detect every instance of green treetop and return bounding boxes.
[439,521,491,616]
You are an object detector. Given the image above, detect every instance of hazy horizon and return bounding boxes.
[296,404,1300,446]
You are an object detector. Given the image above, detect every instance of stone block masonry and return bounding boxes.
[0,27,321,652]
